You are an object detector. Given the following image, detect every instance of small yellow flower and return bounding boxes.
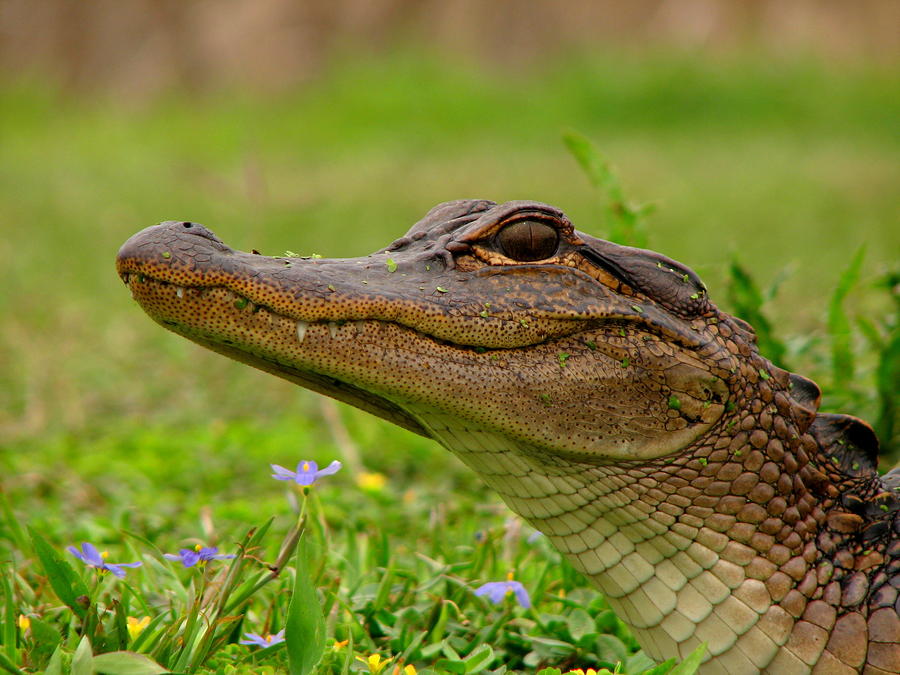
[332,639,349,649]
[17,615,30,633]
[127,616,150,641]
[356,653,391,674]
[357,472,387,492]
[565,670,599,675]
[392,665,416,675]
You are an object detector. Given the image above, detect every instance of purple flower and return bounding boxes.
[164,545,236,568]
[473,573,531,608]
[240,629,286,648]
[271,459,342,486]
[67,543,142,578]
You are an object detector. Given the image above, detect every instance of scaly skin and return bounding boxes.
[117,200,899,674]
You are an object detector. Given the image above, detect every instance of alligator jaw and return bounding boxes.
[117,219,731,464]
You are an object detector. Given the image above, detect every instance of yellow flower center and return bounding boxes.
[195,544,203,552]
[100,551,109,560]
[302,462,311,472]
[17,615,30,632]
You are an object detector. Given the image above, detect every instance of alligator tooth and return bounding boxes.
[296,321,308,343]
[328,322,339,338]
[121,273,130,286]
[176,286,184,298]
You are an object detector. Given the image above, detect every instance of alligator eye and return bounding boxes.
[496,220,559,261]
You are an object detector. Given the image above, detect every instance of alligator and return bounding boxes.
[116,200,899,674]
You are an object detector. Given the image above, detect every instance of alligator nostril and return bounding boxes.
[182,222,193,228]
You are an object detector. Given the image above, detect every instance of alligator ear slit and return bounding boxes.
[788,373,821,412]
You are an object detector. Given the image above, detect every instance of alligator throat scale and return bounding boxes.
[117,200,899,674]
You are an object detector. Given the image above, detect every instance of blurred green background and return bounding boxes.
[1,1,898,507]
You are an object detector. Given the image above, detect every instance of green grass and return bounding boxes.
[0,48,898,672]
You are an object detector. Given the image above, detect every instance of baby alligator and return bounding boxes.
[117,200,899,673]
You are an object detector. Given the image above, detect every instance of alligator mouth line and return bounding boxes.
[120,270,694,357]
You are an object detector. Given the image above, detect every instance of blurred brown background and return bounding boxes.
[3,0,897,95]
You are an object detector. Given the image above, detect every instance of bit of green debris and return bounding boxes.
[284,250,298,257]
[682,274,689,283]
[703,400,711,408]
[621,358,629,368]
[734,450,742,457]
[726,420,737,430]
[234,297,249,310]
[519,319,530,328]
[698,458,708,466]
[557,352,570,367]
[709,317,718,324]
[631,305,644,314]
[436,286,448,293]
[479,304,491,318]
[879,504,888,512]
[475,346,486,354]
[725,400,736,412]
[386,258,398,273]
[667,395,681,410]
[585,340,597,350]
[161,251,171,259]
[539,393,552,405]
[758,369,770,380]
[690,293,700,300]
[311,253,322,259]
[327,284,335,292]
[425,264,431,272]
[618,328,626,337]
[831,457,839,464]
[490,354,499,361]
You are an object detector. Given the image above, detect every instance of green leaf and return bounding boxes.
[669,643,707,675]
[92,652,168,675]
[827,245,865,386]
[566,608,595,643]
[71,636,93,675]
[434,660,467,675]
[286,533,325,675]
[28,528,90,619]
[463,644,494,673]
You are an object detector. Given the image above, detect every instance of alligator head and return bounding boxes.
[117,200,899,673]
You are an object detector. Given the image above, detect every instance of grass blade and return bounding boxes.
[827,245,865,386]
[562,130,649,248]
[726,258,787,367]
[286,532,325,675]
